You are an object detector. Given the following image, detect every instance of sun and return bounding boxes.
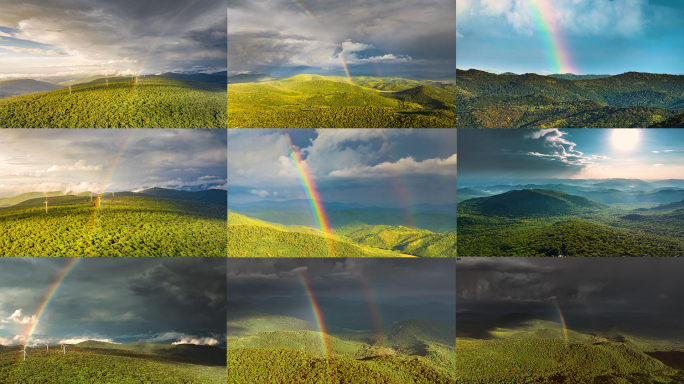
[611,130,640,150]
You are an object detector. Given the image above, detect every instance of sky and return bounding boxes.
[457,0,684,75]
[228,0,456,78]
[456,257,684,321]
[0,258,227,347]
[227,258,456,302]
[0,0,226,81]
[227,129,457,207]
[458,128,684,182]
[0,129,227,198]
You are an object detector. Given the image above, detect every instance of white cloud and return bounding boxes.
[1,309,37,324]
[145,331,219,346]
[0,46,68,55]
[329,154,457,178]
[250,189,270,198]
[58,337,116,345]
[654,163,663,167]
[592,155,609,160]
[46,160,102,172]
[525,129,593,166]
[0,334,26,346]
[172,337,219,346]
[341,41,373,53]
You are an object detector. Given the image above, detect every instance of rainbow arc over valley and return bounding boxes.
[528,0,577,75]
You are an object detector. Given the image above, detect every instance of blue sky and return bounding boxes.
[227,129,457,206]
[458,128,684,181]
[457,0,684,75]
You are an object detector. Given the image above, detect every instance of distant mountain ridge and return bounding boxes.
[459,189,606,217]
[0,79,64,98]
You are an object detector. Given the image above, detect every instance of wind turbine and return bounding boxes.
[69,85,72,95]
[61,344,66,354]
[90,192,93,201]
[44,197,48,214]
[19,348,27,361]
[46,344,48,351]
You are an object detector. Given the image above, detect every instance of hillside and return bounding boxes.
[0,344,225,383]
[0,79,64,98]
[458,189,605,217]
[228,211,453,257]
[227,74,456,128]
[456,338,684,383]
[228,72,278,84]
[0,191,63,208]
[0,76,226,128]
[651,112,684,127]
[456,69,684,128]
[227,311,318,336]
[227,330,363,357]
[76,340,226,366]
[227,348,455,384]
[0,194,226,256]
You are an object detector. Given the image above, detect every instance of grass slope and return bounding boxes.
[227,311,318,336]
[0,77,226,128]
[0,345,225,383]
[0,191,63,208]
[227,74,455,128]
[227,348,455,384]
[0,195,226,256]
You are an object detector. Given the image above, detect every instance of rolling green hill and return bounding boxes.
[0,344,225,383]
[0,191,63,208]
[227,74,455,127]
[227,311,318,336]
[459,189,606,217]
[0,79,64,98]
[0,194,226,256]
[227,330,363,357]
[227,348,455,384]
[456,69,684,128]
[228,211,453,257]
[0,76,226,128]
[76,341,226,366]
[651,112,684,127]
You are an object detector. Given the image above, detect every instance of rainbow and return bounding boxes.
[528,0,577,75]
[353,265,386,342]
[551,298,571,343]
[282,135,337,256]
[91,130,137,221]
[288,0,353,83]
[22,258,81,348]
[131,0,201,93]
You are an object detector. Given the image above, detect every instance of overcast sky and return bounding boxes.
[0,0,226,81]
[458,128,684,182]
[227,129,457,206]
[457,257,684,320]
[227,258,455,302]
[0,258,226,347]
[0,129,227,198]
[457,0,684,75]
[228,0,455,78]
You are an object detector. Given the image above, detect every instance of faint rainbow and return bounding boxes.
[528,0,576,74]
[380,131,417,229]
[288,0,353,83]
[352,263,386,342]
[91,130,137,221]
[130,0,201,94]
[551,298,571,342]
[281,134,337,257]
[22,258,81,348]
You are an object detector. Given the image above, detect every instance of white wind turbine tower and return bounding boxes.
[69,85,72,95]
[19,348,27,361]
[44,196,48,214]
[90,192,93,201]
[46,344,48,351]
[61,344,66,354]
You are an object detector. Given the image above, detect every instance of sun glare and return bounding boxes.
[611,130,640,150]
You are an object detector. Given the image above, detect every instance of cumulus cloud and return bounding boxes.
[329,154,456,178]
[47,160,102,172]
[145,331,220,346]
[2,309,37,324]
[250,189,270,197]
[0,46,68,55]
[172,336,219,346]
[58,337,117,344]
[525,129,593,166]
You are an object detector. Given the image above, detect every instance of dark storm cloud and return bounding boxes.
[0,258,226,346]
[227,259,456,301]
[228,0,455,77]
[457,258,684,318]
[458,129,593,182]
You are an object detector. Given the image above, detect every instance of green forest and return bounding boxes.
[226,311,455,384]
[0,76,226,128]
[0,194,226,256]
[456,316,684,383]
[227,74,456,128]
[0,342,226,383]
[456,69,684,128]
[228,211,456,257]
[457,189,684,256]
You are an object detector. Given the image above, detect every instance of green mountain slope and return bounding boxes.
[459,189,605,217]
[337,224,457,257]
[0,195,226,256]
[651,112,684,127]
[227,74,455,128]
[140,188,226,206]
[456,69,684,128]
[0,76,226,128]
[0,344,225,383]
[0,191,63,207]
[456,338,684,383]
[227,311,318,336]
[227,330,363,357]
[227,348,455,384]
[0,79,64,98]
[76,341,226,366]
